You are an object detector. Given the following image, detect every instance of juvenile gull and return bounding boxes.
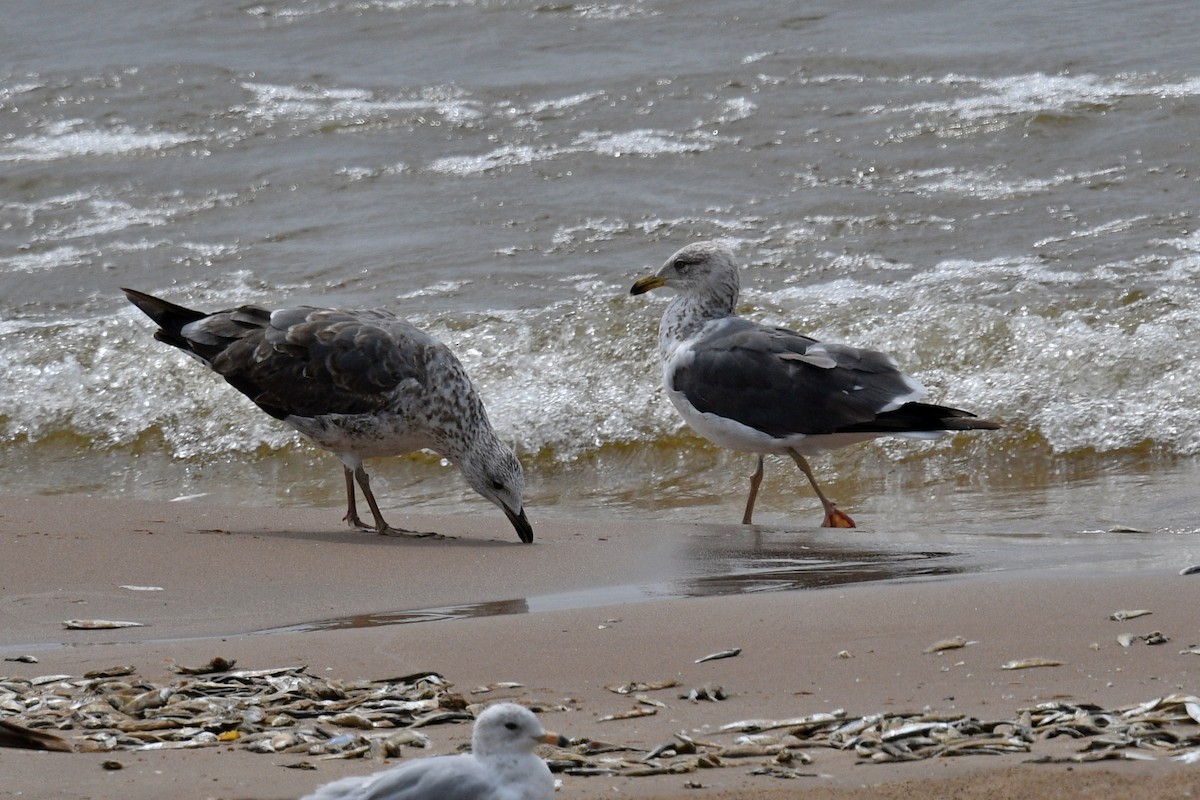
[299,703,566,800]
[630,241,1000,528]
[124,289,532,542]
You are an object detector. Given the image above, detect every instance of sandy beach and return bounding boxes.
[1,492,1198,799]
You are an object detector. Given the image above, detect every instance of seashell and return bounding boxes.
[1117,633,1138,647]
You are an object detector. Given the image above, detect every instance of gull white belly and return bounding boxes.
[286,412,435,461]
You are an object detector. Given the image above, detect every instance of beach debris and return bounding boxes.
[170,656,236,675]
[604,679,678,695]
[1180,565,1200,576]
[1118,631,1171,647]
[1109,610,1152,621]
[1179,647,1200,656]
[5,666,1200,778]
[682,683,727,703]
[470,681,524,695]
[836,650,852,659]
[1001,657,1063,670]
[635,693,667,709]
[101,760,124,770]
[3,655,38,664]
[695,648,741,664]
[1107,525,1146,533]
[62,620,144,630]
[923,636,970,654]
[118,585,163,592]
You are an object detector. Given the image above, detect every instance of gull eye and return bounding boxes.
[491,479,505,491]
[504,721,519,730]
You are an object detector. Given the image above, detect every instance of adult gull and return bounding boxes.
[299,702,566,800]
[124,289,533,542]
[630,241,1000,528]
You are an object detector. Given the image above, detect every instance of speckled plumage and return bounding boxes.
[124,289,532,542]
[631,241,999,528]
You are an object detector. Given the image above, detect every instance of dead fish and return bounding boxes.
[694,648,740,664]
[1109,610,1152,621]
[1141,631,1170,645]
[118,585,163,592]
[1178,646,1200,656]
[1179,565,1200,576]
[4,655,38,664]
[62,620,145,630]
[604,679,678,695]
[83,665,136,679]
[170,657,236,675]
[469,681,524,694]
[597,707,657,722]
[634,693,667,709]
[29,674,73,686]
[923,636,970,654]
[1001,657,1063,670]
[720,710,846,734]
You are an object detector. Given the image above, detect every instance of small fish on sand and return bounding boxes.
[62,619,144,630]
[1001,657,1063,670]
[695,648,741,664]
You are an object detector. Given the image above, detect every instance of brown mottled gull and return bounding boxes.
[124,289,532,542]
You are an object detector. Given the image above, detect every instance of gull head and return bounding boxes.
[630,241,740,298]
[461,439,533,543]
[473,703,567,758]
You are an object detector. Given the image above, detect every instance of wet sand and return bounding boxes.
[1,493,1198,799]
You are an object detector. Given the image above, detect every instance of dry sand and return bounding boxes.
[1,493,1198,799]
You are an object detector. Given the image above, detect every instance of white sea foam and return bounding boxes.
[0,121,201,163]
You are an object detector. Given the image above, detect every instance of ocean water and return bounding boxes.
[3,0,1200,549]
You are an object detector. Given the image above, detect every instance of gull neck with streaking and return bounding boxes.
[656,257,740,361]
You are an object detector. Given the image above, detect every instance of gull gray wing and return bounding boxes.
[671,318,926,438]
[187,308,437,420]
[302,756,496,800]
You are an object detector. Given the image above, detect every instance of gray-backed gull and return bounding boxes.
[630,241,999,528]
[299,703,565,800]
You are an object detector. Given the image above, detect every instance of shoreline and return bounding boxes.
[1,494,1198,799]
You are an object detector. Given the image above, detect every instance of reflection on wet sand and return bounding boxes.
[254,536,962,635]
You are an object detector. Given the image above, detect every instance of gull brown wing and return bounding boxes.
[196,308,435,420]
